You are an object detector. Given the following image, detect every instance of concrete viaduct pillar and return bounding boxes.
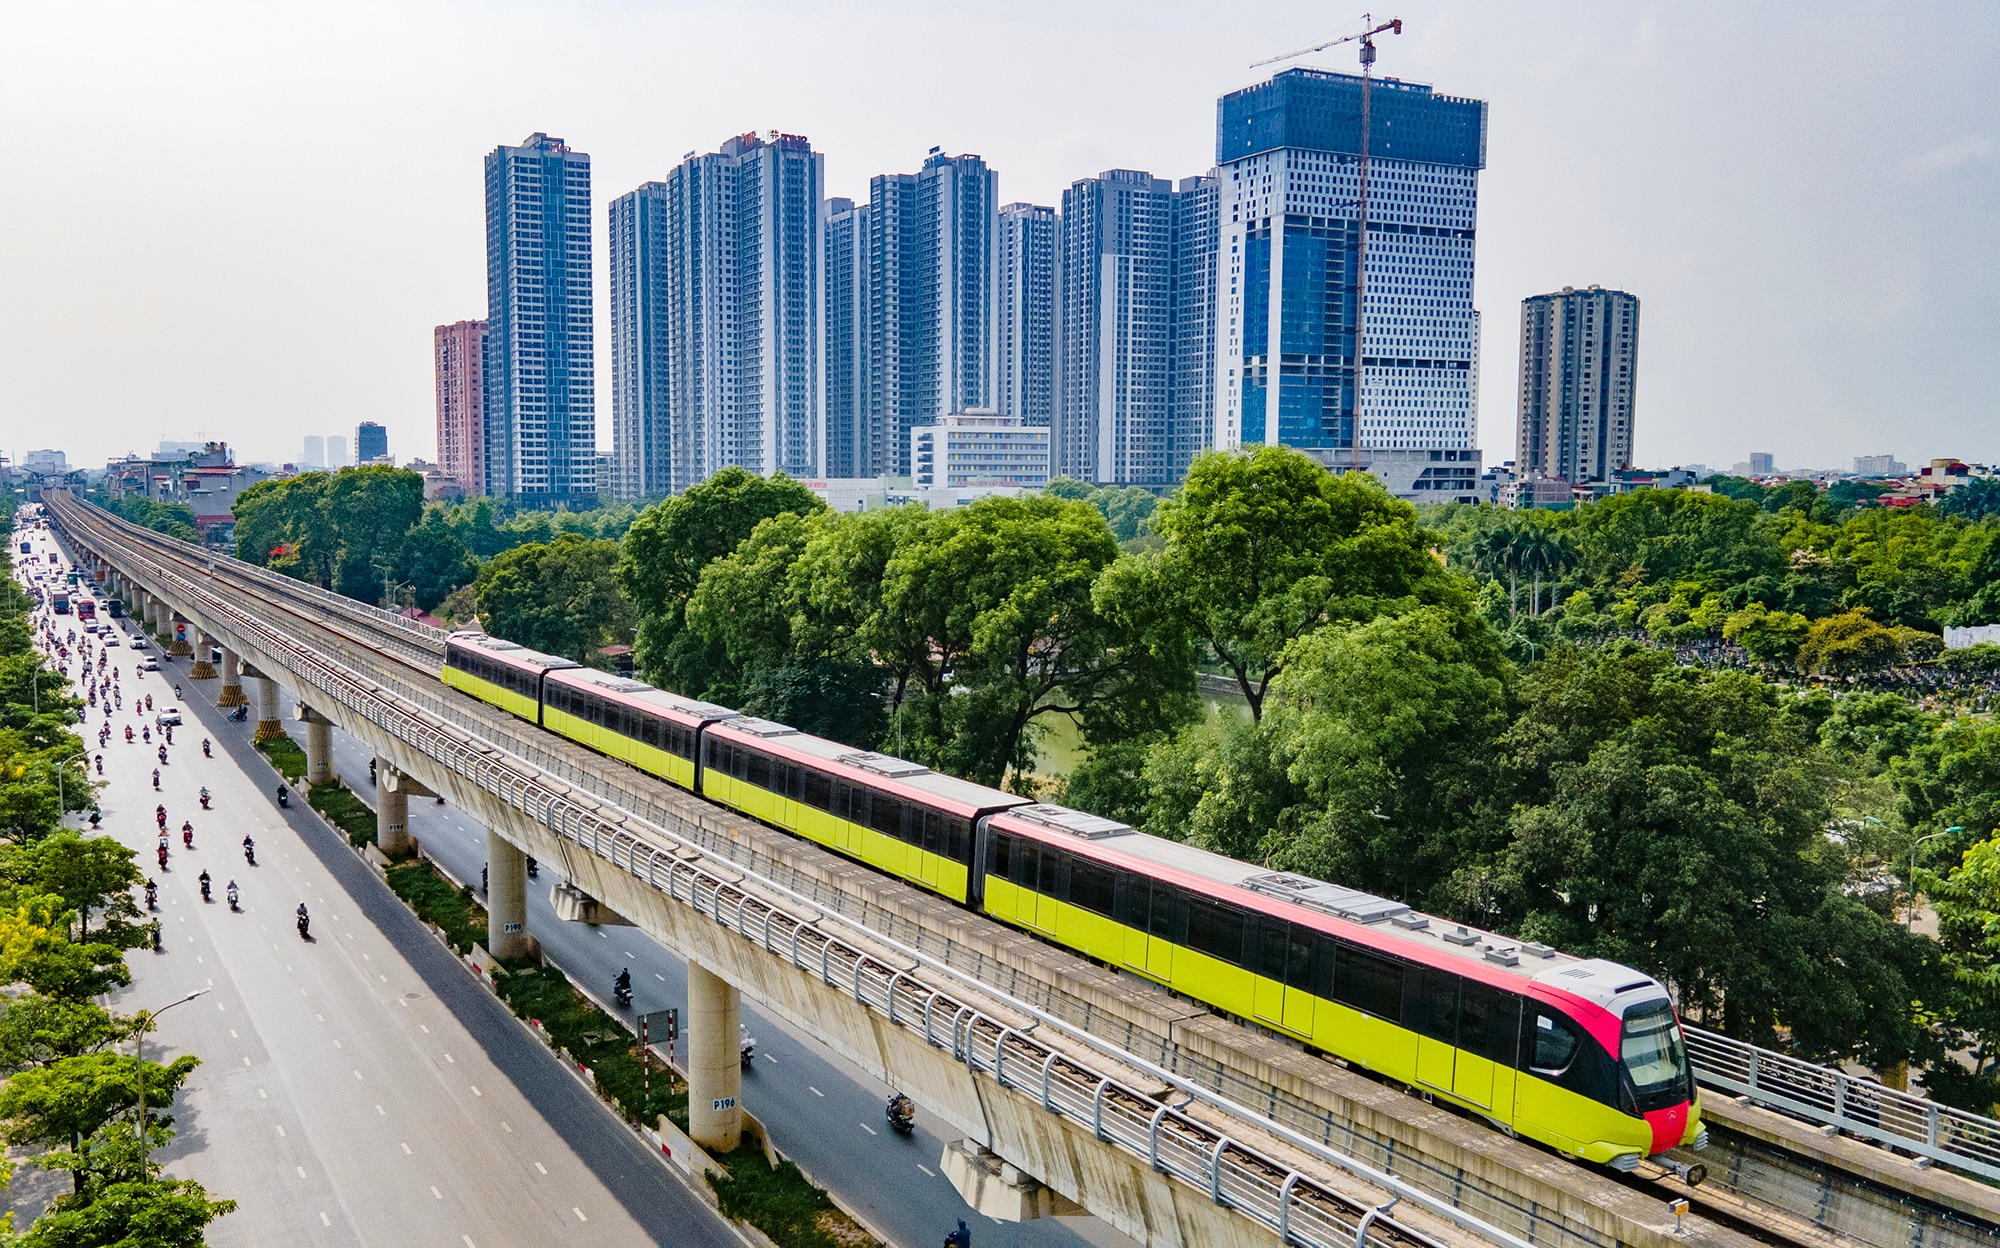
[687,962,743,1152]
[245,665,286,744]
[168,612,192,656]
[485,832,529,960]
[294,704,334,787]
[216,649,245,707]
[188,631,217,680]
[377,762,431,858]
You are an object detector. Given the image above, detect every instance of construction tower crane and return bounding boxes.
[1253,16,1402,468]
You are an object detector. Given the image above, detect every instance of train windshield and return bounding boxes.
[1620,1000,1689,1099]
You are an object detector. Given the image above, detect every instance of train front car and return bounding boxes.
[441,631,578,723]
[972,803,1702,1170]
[1519,963,1703,1166]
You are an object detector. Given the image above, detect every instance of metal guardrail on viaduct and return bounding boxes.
[46,492,1530,1248]
[49,490,2000,1246]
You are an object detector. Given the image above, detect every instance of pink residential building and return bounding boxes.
[435,320,487,496]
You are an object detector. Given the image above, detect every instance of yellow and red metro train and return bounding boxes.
[443,631,1705,1168]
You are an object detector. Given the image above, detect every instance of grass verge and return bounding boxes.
[384,859,488,955]
[308,781,376,849]
[708,1147,872,1248]
[256,736,306,781]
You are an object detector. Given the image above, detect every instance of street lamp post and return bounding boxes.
[1909,827,1965,931]
[134,989,208,1179]
[55,752,86,823]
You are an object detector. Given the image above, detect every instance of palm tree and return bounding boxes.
[1472,526,1519,619]
[1515,525,1571,617]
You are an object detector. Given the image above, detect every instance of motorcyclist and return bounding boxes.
[141,725,150,744]
[275,783,289,808]
[198,869,211,901]
[296,902,310,939]
[125,725,133,743]
[151,768,160,790]
[202,738,211,757]
[181,821,194,849]
[94,754,102,775]
[157,744,167,765]
[242,835,256,864]
[198,786,210,809]
[143,878,157,908]
[225,880,238,908]
[156,844,168,870]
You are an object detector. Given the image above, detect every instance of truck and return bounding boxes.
[51,590,69,615]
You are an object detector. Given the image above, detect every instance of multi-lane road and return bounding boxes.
[18,560,742,1246]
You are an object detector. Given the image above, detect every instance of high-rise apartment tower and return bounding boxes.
[995,203,1060,432]
[1213,69,1486,481]
[434,320,487,496]
[1515,285,1639,487]
[484,132,596,502]
[608,183,673,499]
[665,132,823,490]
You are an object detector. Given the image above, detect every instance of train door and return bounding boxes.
[1412,969,1459,1094]
[1451,981,1500,1110]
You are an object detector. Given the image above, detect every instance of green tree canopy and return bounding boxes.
[473,534,633,665]
[1143,447,1453,720]
[619,468,824,694]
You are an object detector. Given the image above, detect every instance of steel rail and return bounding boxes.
[53,495,1508,1248]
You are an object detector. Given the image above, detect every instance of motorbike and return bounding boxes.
[296,910,310,940]
[612,971,633,1009]
[230,705,247,722]
[199,790,210,810]
[243,838,256,866]
[151,769,160,790]
[740,1027,757,1071]
[198,873,211,903]
[275,786,289,809]
[88,810,101,828]
[149,922,162,952]
[182,828,193,850]
[525,856,538,879]
[226,884,238,911]
[158,745,167,765]
[202,739,211,757]
[886,1093,916,1136]
[144,883,157,910]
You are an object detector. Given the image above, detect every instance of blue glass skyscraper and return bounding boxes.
[609,182,672,499]
[484,133,596,502]
[1213,69,1486,493]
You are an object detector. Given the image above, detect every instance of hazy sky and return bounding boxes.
[1,1,1994,474]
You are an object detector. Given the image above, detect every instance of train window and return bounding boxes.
[870,792,902,837]
[1113,871,1145,929]
[1070,857,1116,918]
[1150,883,1187,943]
[1186,897,1247,966]
[1286,924,1318,993]
[921,810,946,855]
[989,828,1014,880]
[801,768,832,813]
[1484,991,1523,1067]
[1409,968,1458,1044]
[1457,980,1496,1053]
[745,748,772,790]
[1254,915,1289,982]
[1012,839,1040,890]
[1309,933,1338,999]
[1529,1012,1580,1075]
[1334,948,1404,1024]
[946,816,972,863]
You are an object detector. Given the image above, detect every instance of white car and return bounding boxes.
[155,708,182,727]
[139,657,160,672]
[129,636,150,650]
[103,635,119,647]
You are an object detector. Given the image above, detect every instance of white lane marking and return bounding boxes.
[377,974,386,982]
[285,965,292,973]
[216,1003,225,1011]
[276,1126,285,1138]
[195,956,203,964]
[258,1089,267,1099]
[315,1014,324,1022]
[572,1208,588,1223]
[242,1056,250,1066]
[333,1039,342,1049]
[320,1212,330,1227]
[654,973,665,981]
[500,1121,511,1133]
[419,1025,430,1034]
[444,1053,454,1064]
[534,1162,547,1175]
[401,1143,412,1155]
[353,1070,362,1080]
[229,1029,238,1038]
[398,997,408,1007]
[375,1105,385,1115]
[809,1086,823,1097]
[858,1122,877,1135]
[624,950,635,958]
[361,952,369,961]
[345,933,353,940]
[296,1166,307,1178]
[764,1054,777,1064]
[463,1238,476,1248]
[431,1186,442,1200]
[917,1163,934,1176]
[206,977,212,987]
[598,931,606,939]
[469,1085,481,1097]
